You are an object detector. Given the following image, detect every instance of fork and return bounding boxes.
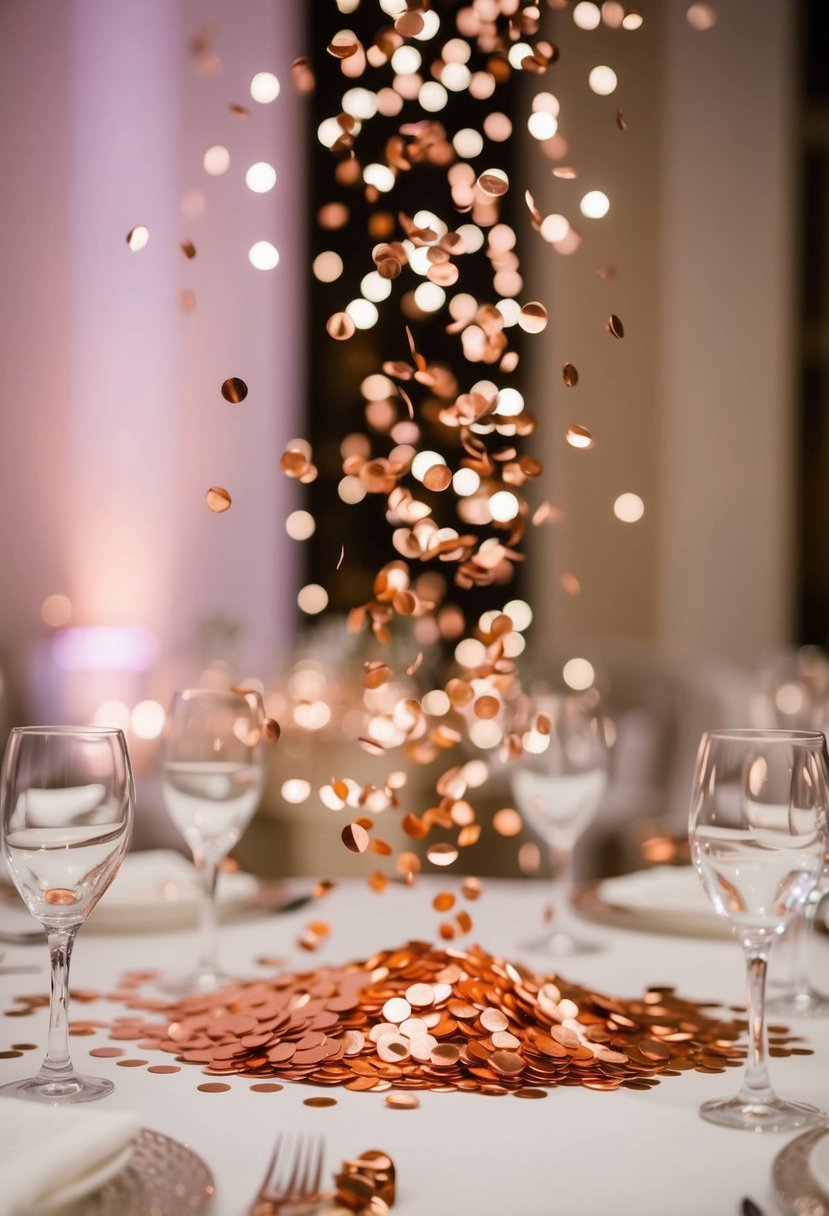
[249,1134,324,1216]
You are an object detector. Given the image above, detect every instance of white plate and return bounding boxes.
[86,849,260,932]
[592,866,726,936]
[810,1131,829,1198]
[30,1142,134,1215]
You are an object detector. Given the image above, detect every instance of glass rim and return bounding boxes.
[702,728,826,745]
[6,726,128,739]
[172,687,262,703]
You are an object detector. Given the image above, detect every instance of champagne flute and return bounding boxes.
[160,688,265,994]
[0,727,133,1103]
[511,690,609,955]
[689,728,828,1131]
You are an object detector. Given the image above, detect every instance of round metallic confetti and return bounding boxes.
[147,1065,181,1074]
[562,362,579,387]
[0,1050,23,1059]
[251,1082,284,1092]
[126,224,149,252]
[89,1047,125,1058]
[327,311,356,341]
[566,425,595,450]
[342,822,370,854]
[181,239,197,259]
[116,1059,149,1068]
[221,377,248,404]
[607,313,625,339]
[514,1088,548,1100]
[198,1082,232,1093]
[385,1093,420,1109]
[303,1096,337,1107]
[206,486,232,512]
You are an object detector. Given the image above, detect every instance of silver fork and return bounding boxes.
[249,1134,324,1216]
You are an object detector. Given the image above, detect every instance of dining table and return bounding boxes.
[0,871,827,1216]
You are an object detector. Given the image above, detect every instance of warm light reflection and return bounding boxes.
[250,72,280,103]
[589,66,618,95]
[248,241,280,270]
[282,778,311,804]
[297,584,329,615]
[313,251,343,282]
[245,162,277,193]
[286,510,316,540]
[93,700,131,731]
[203,145,230,176]
[613,492,645,523]
[41,594,72,628]
[573,2,601,29]
[131,700,165,740]
[580,190,610,219]
[563,657,595,691]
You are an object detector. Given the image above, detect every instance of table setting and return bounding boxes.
[1,0,828,1213]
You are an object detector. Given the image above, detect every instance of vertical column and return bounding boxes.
[657,0,795,665]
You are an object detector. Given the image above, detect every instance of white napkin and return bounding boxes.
[0,1096,139,1215]
[598,865,713,914]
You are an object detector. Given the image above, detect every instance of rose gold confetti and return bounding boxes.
[342,822,370,854]
[126,224,149,252]
[426,843,459,867]
[562,362,579,387]
[250,1082,283,1092]
[229,103,250,117]
[198,1082,231,1093]
[221,377,248,404]
[566,425,595,450]
[519,302,548,334]
[607,313,625,339]
[89,1047,125,1058]
[147,1065,181,1074]
[304,1096,338,1107]
[477,170,509,197]
[616,109,627,131]
[461,877,483,901]
[262,718,281,743]
[327,311,356,340]
[514,1088,548,1100]
[206,486,232,512]
[116,1059,149,1068]
[433,892,455,912]
[385,1093,419,1109]
[45,889,76,905]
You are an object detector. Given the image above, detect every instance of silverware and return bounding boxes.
[249,1134,324,1215]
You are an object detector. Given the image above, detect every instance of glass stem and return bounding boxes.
[738,942,774,1106]
[195,852,220,979]
[789,891,818,997]
[39,928,78,1080]
[548,843,574,923]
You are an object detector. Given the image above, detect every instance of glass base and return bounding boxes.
[766,987,829,1019]
[0,1072,114,1104]
[522,929,601,957]
[699,1095,825,1133]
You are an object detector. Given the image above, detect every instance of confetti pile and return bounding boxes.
[49,941,810,1102]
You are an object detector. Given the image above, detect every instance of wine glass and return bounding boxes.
[511,690,609,955]
[749,650,829,1018]
[0,727,133,1103]
[689,728,828,1132]
[160,688,265,994]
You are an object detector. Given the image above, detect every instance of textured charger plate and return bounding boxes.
[772,1126,829,1216]
[60,1127,215,1214]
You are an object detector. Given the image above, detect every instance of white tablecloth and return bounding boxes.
[1,878,827,1216]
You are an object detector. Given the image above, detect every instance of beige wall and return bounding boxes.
[526,0,794,670]
[0,0,305,714]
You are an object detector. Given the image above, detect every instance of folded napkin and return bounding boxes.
[0,1096,139,1215]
